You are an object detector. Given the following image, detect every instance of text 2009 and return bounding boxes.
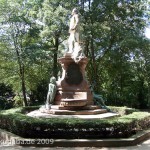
[36,139,54,145]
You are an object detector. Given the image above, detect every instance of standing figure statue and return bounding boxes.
[68,8,85,63]
[68,8,80,53]
[45,77,57,109]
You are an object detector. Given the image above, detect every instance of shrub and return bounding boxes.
[13,95,24,107]
[0,83,13,96]
[0,96,6,109]
[108,106,138,115]
[0,106,149,139]
[0,96,14,110]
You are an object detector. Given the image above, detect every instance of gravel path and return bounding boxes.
[0,139,150,150]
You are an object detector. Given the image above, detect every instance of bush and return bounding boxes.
[0,83,13,96]
[31,80,48,104]
[0,96,14,110]
[108,106,138,116]
[13,95,24,107]
[0,106,149,139]
[0,96,6,109]
[0,83,14,110]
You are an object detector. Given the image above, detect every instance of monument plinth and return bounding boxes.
[54,55,93,107]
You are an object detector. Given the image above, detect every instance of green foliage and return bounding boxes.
[30,79,48,104]
[109,106,138,116]
[0,83,13,96]
[0,96,14,110]
[0,106,149,139]
[0,96,7,109]
[0,83,14,109]
[81,0,150,109]
[0,0,150,108]
[0,0,50,105]
[13,95,24,107]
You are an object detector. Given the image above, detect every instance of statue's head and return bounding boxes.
[72,8,78,15]
[50,77,56,84]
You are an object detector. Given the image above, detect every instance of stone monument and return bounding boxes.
[40,8,108,115]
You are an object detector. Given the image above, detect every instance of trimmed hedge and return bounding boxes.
[0,106,150,139]
[108,106,139,115]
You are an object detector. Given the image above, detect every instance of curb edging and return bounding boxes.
[0,128,150,147]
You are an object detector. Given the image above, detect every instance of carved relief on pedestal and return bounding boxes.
[55,55,93,107]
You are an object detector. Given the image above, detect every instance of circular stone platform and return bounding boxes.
[27,110,119,119]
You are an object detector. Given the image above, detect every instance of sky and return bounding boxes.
[145,28,150,39]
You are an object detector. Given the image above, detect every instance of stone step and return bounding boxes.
[40,107,107,115]
[51,105,101,110]
[27,110,119,119]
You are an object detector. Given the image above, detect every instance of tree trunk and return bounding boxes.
[148,82,150,108]
[15,48,28,106]
[53,37,59,79]
[20,65,28,106]
[90,38,97,83]
[88,0,91,10]
[84,39,89,57]
[12,25,28,106]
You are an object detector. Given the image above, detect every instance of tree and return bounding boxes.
[78,0,150,108]
[36,0,69,78]
[0,0,46,106]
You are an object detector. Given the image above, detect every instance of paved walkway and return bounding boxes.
[0,138,150,150]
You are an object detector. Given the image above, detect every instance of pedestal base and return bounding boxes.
[55,56,93,106]
[60,99,87,107]
[39,105,107,115]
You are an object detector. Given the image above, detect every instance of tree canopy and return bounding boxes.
[0,0,150,108]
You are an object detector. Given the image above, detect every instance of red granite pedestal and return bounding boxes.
[40,54,108,115]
